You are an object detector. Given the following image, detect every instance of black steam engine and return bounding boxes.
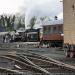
[13,29,40,42]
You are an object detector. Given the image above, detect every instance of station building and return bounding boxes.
[40,19,63,47]
[63,0,75,44]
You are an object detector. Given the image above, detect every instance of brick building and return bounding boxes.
[63,0,75,44]
[40,19,63,47]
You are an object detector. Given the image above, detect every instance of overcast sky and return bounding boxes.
[24,0,63,28]
[0,0,63,28]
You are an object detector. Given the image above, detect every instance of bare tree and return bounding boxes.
[40,17,45,21]
[0,15,16,31]
[29,16,36,29]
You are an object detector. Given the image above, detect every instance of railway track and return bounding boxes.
[0,67,23,75]
[0,50,74,75]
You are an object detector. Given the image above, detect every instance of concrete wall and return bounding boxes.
[63,0,75,44]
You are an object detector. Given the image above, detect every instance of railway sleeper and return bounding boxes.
[3,55,50,74]
[45,68,75,73]
[27,57,59,66]
[22,53,51,61]
[27,59,59,68]
[38,65,59,68]
[1,56,46,73]
[51,73,75,75]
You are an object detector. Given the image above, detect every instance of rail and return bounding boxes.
[0,51,74,75]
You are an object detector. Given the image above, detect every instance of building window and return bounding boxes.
[43,26,47,35]
[48,26,51,31]
[43,26,46,31]
[53,26,57,33]
[48,26,51,33]
[58,26,62,33]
